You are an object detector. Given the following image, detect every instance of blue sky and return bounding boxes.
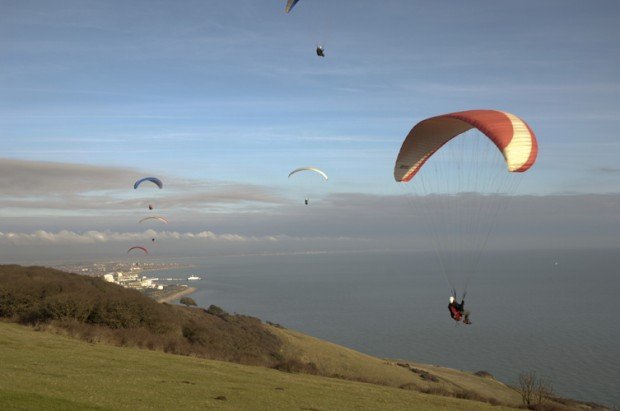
[0,1,619,260]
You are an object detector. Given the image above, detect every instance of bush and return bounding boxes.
[420,385,505,407]
[266,321,285,329]
[518,370,555,408]
[399,383,418,391]
[205,305,228,318]
[454,389,487,402]
[420,386,452,396]
[474,370,494,379]
[274,359,319,374]
[180,297,197,307]
[488,397,500,406]
[182,320,209,345]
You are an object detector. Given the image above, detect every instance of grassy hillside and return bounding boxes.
[0,322,518,411]
[271,326,523,405]
[0,265,282,366]
[0,265,606,410]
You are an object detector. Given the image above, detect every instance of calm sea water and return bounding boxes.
[148,249,619,406]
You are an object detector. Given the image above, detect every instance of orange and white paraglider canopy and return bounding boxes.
[394,110,538,183]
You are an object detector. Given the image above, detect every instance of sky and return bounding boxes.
[0,0,619,262]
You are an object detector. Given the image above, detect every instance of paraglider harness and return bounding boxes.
[449,303,462,321]
[448,290,466,322]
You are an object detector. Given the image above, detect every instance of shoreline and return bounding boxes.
[141,264,195,273]
[156,286,197,303]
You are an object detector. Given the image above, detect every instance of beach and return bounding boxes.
[156,286,197,303]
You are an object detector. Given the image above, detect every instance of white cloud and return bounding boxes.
[0,158,284,214]
[0,229,281,246]
[0,158,132,195]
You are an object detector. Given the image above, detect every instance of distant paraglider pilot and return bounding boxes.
[148,204,153,210]
[288,167,328,206]
[316,46,325,57]
[448,296,471,325]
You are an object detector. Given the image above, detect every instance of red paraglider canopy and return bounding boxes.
[127,246,148,255]
[394,110,538,182]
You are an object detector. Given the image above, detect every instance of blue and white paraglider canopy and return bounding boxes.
[133,177,163,189]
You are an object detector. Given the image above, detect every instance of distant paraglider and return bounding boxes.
[133,177,165,246]
[139,216,169,225]
[284,0,331,57]
[289,167,328,205]
[133,177,163,190]
[127,246,148,255]
[285,0,300,13]
[288,167,328,180]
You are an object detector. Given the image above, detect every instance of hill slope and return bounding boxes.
[0,264,283,365]
[0,322,516,411]
[0,265,606,410]
[271,326,524,405]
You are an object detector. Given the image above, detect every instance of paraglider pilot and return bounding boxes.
[316,46,325,57]
[448,296,471,325]
[305,197,309,205]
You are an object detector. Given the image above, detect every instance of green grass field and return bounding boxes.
[270,325,525,404]
[0,322,518,410]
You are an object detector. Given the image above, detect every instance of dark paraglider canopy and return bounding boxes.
[127,246,148,255]
[285,0,300,13]
[133,177,163,189]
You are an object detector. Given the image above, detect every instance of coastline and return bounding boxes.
[141,264,195,273]
[156,286,197,303]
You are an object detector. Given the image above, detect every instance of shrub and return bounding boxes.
[399,383,418,391]
[266,321,285,329]
[182,320,209,345]
[180,297,197,307]
[488,397,500,406]
[420,386,452,396]
[519,371,537,406]
[474,370,494,379]
[454,389,487,402]
[205,305,228,318]
[518,370,555,407]
[273,359,319,375]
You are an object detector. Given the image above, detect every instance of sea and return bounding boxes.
[147,249,619,407]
